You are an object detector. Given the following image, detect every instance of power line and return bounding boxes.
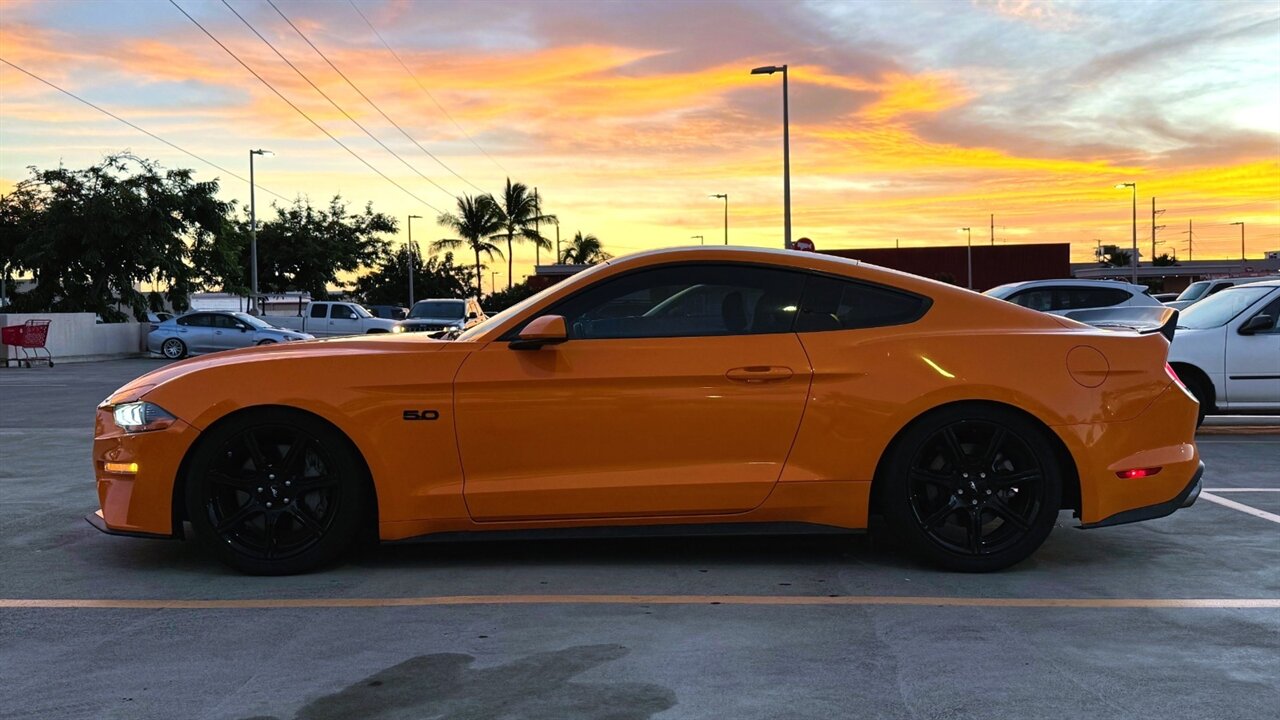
[0,56,292,203]
[167,0,443,213]
[347,0,508,177]
[266,0,487,195]
[219,0,455,201]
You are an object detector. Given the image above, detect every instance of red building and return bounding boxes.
[821,243,1070,291]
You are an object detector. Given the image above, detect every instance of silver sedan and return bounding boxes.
[148,311,313,359]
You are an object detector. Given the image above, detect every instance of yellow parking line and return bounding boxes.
[1,595,1278,610]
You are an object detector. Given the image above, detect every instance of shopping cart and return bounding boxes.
[1,319,54,368]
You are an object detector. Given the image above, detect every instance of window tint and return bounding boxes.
[309,304,327,319]
[178,313,212,327]
[541,264,805,339]
[1179,286,1274,329]
[1055,287,1130,310]
[1007,289,1054,312]
[1249,297,1280,334]
[796,276,929,332]
[330,304,358,320]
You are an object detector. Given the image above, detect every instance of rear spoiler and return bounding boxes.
[1063,306,1179,342]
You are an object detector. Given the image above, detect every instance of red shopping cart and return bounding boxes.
[1,319,54,368]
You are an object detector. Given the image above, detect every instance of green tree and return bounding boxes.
[1153,253,1178,267]
[247,196,395,300]
[0,154,232,320]
[353,247,472,307]
[490,178,555,289]
[484,280,540,312]
[559,231,612,265]
[1104,249,1133,267]
[432,194,503,298]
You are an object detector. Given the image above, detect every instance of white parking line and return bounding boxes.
[1200,492,1280,525]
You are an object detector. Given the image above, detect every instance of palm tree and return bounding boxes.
[431,194,503,298]
[490,178,556,289]
[559,231,613,265]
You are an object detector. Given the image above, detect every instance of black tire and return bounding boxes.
[880,405,1062,572]
[161,338,187,359]
[184,408,369,575]
[1181,371,1211,427]
[256,339,276,346]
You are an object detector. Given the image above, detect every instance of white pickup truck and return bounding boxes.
[264,301,398,337]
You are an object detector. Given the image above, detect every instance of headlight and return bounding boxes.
[112,402,176,433]
[392,325,406,333]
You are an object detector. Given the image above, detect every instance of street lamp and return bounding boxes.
[491,270,502,295]
[407,214,422,307]
[958,227,972,289]
[710,194,728,244]
[248,149,273,314]
[1230,221,1245,262]
[691,235,705,245]
[750,64,790,249]
[1115,182,1137,284]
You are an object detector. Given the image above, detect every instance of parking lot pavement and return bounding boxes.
[2,359,1278,719]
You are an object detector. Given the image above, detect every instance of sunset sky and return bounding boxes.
[2,0,1278,289]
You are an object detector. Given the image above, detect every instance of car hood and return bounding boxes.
[105,334,447,405]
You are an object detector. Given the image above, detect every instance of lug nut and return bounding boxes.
[284,481,291,487]
[268,474,275,480]
[266,502,273,508]
[957,488,964,495]
[283,498,290,503]
[257,487,263,492]
[971,500,978,506]
[986,489,992,495]
[980,473,986,479]
[962,473,969,478]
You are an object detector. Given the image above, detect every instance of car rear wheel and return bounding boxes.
[256,339,276,346]
[881,406,1062,572]
[184,409,368,575]
[161,338,187,359]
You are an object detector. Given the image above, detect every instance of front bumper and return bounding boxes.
[92,408,200,537]
[1078,461,1204,529]
[86,509,177,539]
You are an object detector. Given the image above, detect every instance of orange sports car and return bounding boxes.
[90,247,1203,574]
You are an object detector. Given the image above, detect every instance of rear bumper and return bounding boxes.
[1078,461,1204,529]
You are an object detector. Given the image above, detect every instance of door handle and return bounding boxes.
[726,366,793,383]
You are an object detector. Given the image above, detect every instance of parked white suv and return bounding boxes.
[984,279,1161,316]
[1168,280,1280,421]
[1165,275,1280,311]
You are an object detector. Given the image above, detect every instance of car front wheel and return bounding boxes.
[184,409,368,575]
[881,406,1062,572]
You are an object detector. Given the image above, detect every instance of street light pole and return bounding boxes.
[1230,221,1245,262]
[959,227,972,289]
[1115,182,1137,284]
[710,194,728,244]
[751,64,790,249]
[407,214,422,307]
[691,235,705,245]
[248,149,273,313]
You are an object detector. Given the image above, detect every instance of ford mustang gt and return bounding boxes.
[90,247,1203,574]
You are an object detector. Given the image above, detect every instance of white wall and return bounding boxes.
[0,313,146,365]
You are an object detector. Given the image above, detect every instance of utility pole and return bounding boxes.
[248,149,273,313]
[1151,197,1165,262]
[1182,220,1193,261]
[710,194,729,245]
[959,227,973,289]
[407,214,422,307]
[555,222,561,264]
[990,214,994,246]
[1094,238,1103,263]
[895,238,900,249]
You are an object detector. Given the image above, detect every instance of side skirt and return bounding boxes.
[383,521,863,545]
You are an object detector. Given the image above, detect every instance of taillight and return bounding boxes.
[1165,363,1185,389]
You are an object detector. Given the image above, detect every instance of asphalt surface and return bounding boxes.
[1,359,1278,720]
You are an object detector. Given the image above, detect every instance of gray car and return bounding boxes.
[148,311,312,359]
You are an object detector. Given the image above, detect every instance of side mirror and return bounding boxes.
[509,315,568,350]
[236,323,249,332]
[1238,314,1273,335]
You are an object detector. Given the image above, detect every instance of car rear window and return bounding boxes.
[795,276,930,332]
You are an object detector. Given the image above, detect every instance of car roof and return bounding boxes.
[1223,279,1280,288]
[988,279,1144,291]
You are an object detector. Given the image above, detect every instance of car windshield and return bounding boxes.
[1175,281,1211,302]
[1177,286,1274,329]
[233,313,272,329]
[409,301,464,319]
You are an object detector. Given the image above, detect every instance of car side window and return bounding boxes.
[1055,287,1130,310]
[796,276,930,332]
[309,304,327,319]
[538,264,805,340]
[1006,289,1053,312]
[178,314,210,327]
[330,304,357,320]
[1249,297,1280,334]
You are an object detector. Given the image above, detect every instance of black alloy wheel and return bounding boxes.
[882,406,1062,572]
[185,409,367,575]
